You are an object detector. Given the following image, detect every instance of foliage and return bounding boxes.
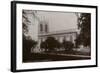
[40,41,47,49]
[40,37,62,51]
[45,37,57,50]
[40,36,74,51]
[62,40,74,51]
[75,13,91,47]
[22,10,37,61]
[23,34,37,61]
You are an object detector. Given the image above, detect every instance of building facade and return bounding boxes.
[38,21,78,49]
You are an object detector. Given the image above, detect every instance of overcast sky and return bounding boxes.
[36,11,78,32]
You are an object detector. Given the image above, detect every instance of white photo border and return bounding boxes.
[11,1,98,72]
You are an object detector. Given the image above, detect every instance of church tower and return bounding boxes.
[39,21,48,34]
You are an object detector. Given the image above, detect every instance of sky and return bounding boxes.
[36,10,78,32]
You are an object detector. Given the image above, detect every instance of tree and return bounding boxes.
[62,40,74,51]
[45,37,56,51]
[22,10,37,61]
[40,37,61,52]
[44,37,62,51]
[75,13,91,47]
[55,40,62,49]
[40,41,48,51]
[23,36,37,57]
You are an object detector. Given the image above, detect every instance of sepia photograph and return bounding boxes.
[11,1,97,72]
[22,10,91,63]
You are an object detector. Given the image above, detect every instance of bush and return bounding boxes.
[23,35,37,61]
[62,40,74,51]
[41,37,61,51]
